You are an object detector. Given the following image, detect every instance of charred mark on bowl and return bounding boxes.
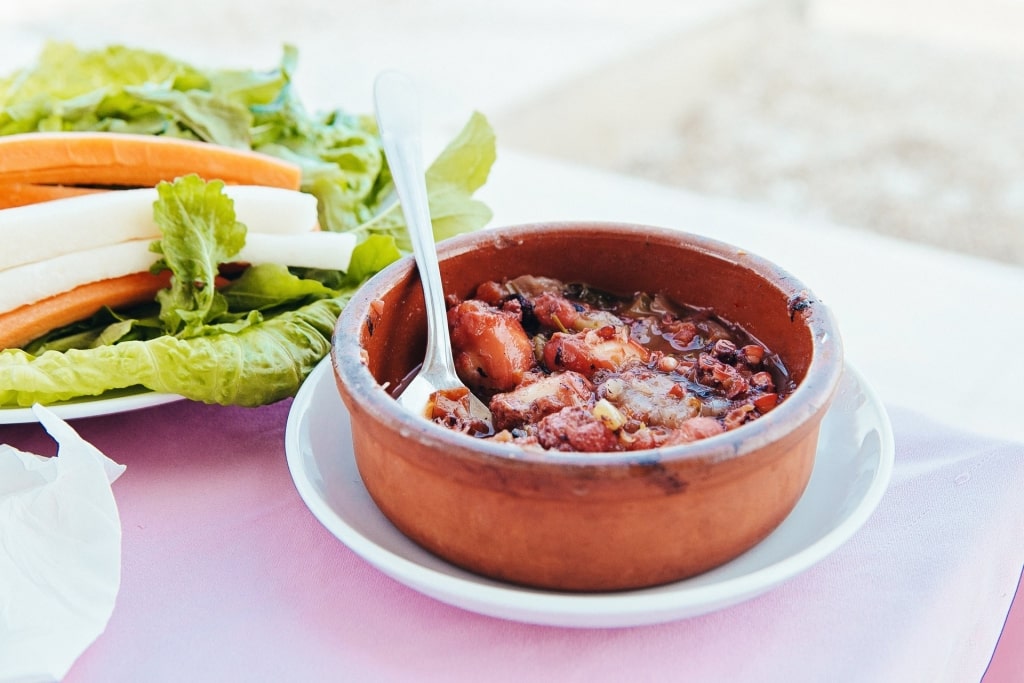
[633,460,689,494]
[365,298,387,336]
[787,292,813,322]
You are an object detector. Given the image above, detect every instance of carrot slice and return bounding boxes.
[0,183,104,209]
[0,132,302,190]
[0,271,171,350]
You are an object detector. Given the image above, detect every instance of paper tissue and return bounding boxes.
[0,405,125,682]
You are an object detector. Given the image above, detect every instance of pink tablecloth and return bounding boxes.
[1,397,1020,683]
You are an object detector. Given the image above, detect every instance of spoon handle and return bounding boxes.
[374,71,455,376]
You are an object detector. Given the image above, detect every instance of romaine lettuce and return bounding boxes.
[0,295,345,407]
[0,44,497,407]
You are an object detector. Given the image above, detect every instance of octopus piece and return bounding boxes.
[655,316,700,349]
[723,404,756,431]
[448,299,535,394]
[750,371,775,391]
[489,370,595,432]
[753,392,780,414]
[531,291,580,331]
[525,289,620,332]
[471,280,508,307]
[738,343,766,366]
[534,407,621,453]
[428,387,491,436]
[543,326,649,377]
[696,352,750,399]
[712,339,737,362]
[660,416,726,445]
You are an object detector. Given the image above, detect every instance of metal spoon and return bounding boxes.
[373,71,492,427]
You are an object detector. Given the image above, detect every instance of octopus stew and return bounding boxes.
[423,275,794,452]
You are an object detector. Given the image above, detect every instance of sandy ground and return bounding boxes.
[622,23,1024,265]
[495,1,1024,266]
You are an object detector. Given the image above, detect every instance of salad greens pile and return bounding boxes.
[0,43,497,407]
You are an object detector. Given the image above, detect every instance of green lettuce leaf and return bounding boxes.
[0,296,345,408]
[343,234,403,286]
[0,42,211,137]
[25,314,158,354]
[356,111,496,250]
[222,263,336,312]
[149,175,246,336]
[125,84,254,148]
[0,44,498,408]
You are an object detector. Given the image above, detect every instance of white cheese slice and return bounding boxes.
[0,231,356,314]
[0,186,318,272]
[0,241,157,314]
[237,232,358,273]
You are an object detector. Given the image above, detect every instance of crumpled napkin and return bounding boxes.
[0,405,125,683]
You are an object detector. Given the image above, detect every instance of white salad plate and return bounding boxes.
[0,391,184,424]
[286,357,894,628]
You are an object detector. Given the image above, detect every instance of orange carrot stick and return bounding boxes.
[0,183,105,209]
[0,132,302,190]
[0,271,172,350]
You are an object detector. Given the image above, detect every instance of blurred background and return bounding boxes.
[3,0,1022,265]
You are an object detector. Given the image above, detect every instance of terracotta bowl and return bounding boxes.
[330,222,844,592]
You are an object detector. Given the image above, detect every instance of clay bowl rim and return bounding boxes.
[331,221,844,469]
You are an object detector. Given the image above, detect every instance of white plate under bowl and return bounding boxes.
[0,390,184,424]
[286,358,894,628]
